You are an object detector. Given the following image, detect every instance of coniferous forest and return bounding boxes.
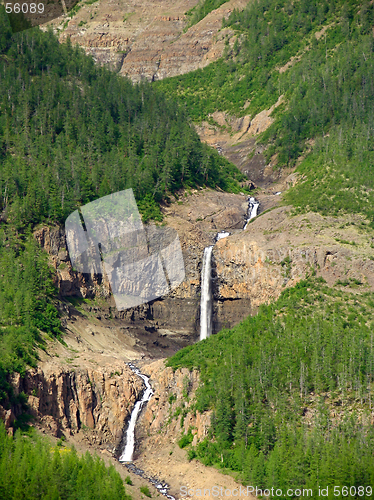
[1,0,374,497]
[162,0,374,494]
[0,6,246,493]
[0,7,245,230]
[168,279,374,493]
[0,422,130,499]
[0,5,245,401]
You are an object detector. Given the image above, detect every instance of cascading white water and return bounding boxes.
[119,364,153,463]
[200,245,214,341]
[215,231,230,241]
[244,196,259,229]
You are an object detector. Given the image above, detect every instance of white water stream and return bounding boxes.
[119,196,260,494]
[119,365,175,499]
[119,364,153,463]
[244,196,260,230]
[200,245,214,341]
[199,196,259,341]
[215,230,230,241]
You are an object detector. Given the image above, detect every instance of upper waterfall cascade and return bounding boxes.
[200,245,214,341]
[199,196,259,341]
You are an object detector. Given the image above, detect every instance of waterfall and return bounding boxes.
[244,196,259,229]
[215,230,230,241]
[119,364,153,463]
[200,245,214,341]
[119,365,175,499]
[198,196,259,341]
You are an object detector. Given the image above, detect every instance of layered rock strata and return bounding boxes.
[213,206,374,312]
[54,0,247,82]
[34,193,374,341]
[34,189,252,338]
[9,362,143,450]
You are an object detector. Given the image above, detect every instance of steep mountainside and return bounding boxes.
[2,0,374,497]
[0,5,246,415]
[157,0,374,221]
[49,0,247,82]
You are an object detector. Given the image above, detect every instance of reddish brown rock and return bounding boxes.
[213,206,374,317]
[10,363,143,448]
[137,359,211,454]
[0,406,15,435]
[51,0,247,82]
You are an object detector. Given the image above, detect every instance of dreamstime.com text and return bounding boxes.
[180,486,373,498]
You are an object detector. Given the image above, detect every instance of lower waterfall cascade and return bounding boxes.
[119,364,176,499]
[119,363,153,463]
[244,196,260,229]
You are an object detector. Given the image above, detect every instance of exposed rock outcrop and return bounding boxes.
[9,362,143,449]
[195,96,290,189]
[53,0,247,82]
[0,406,15,435]
[34,189,252,338]
[34,225,111,299]
[34,192,374,341]
[128,359,252,499]
[213,206,374,320]
[137,359,210,455]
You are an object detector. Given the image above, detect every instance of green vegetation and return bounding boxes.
[284,123,374,226]
[0,230,60,405]
[158,0,354,120]
[168,278,374,494]
[185,0,229,29]
[0,4,247,411]
[1,0,374,494]
[0,7,246,230]
[158,0,374,222]
[178,427,194,449]
[125,476,133,486]
[140,485,152,498]
[0,423,131,499]
[168,393,177,405]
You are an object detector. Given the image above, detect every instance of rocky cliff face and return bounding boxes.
[34,225,112,299]
[9,360,143,450]
[138,359,210,448]
[128,359,249,498]
[34,189,252,338]
[53,0,247,82]
[213,206,374,319]
[34,189,374,343]
[195,96,296,191]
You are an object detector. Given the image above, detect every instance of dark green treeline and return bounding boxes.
[168,279,374,496]
[0,423,131,499]
[0,7,245,228]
